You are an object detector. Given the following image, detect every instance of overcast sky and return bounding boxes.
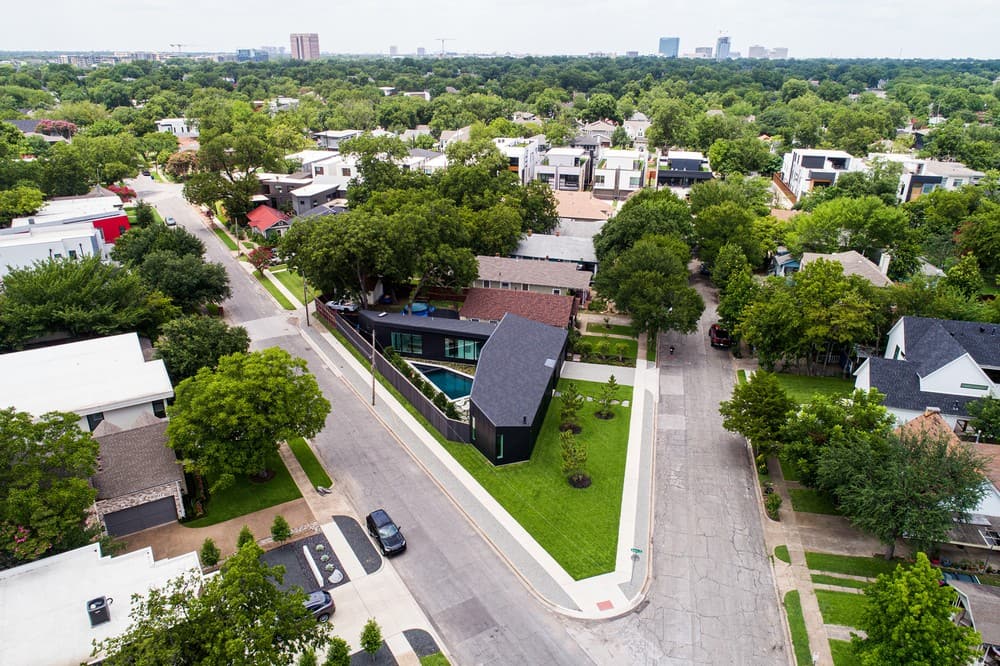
[2,0,997,60]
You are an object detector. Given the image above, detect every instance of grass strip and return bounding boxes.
[774,373,854,404]
[811,574,870,590]
[585,322,637,337]
[775,544,791,564]
[829,640,862,666]
[287,437,332,488]
[213,226,238,251]
[419,654,450,666]
[805,552,904,578]
[783,590,812,665]
[255,271,295,309]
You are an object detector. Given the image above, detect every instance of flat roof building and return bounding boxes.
[290,33,320,61]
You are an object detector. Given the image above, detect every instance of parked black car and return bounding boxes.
[304,590,334,622]
[366,509,406,556]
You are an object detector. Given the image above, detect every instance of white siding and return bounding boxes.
[920,354,995,397]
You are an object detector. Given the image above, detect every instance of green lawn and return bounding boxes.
[585,322,637,337]
[272,268,316,304]
[255,271,295,309]
[579,335,638,362]
[183,450,301,528]
[645,333,657,362]
[811,574,871,590]
[779,457,801,482]
[775,544,791,564]
[806,552,904,578]
[815,589,867,628]
[830,639,862,666]
[783,591,812,666]
[214,201,229,224]
[213,226,238,251]
[442,378,631,580]
[419,654,450,666]
[737,369,748,384]
[287,437,332,488]
[320,319,630,580]
[788,488,840,515]
[774,373,854,404]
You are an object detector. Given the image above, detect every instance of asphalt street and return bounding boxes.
[133,179,594,665]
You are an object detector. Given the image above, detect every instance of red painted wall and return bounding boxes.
[91,214,130,243]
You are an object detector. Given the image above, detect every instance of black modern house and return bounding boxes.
[469,314,568,464]
[359,311,496,363]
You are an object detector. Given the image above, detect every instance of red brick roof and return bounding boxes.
[247,205,289,232]
[460,287,575,328]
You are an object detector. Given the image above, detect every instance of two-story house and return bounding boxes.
[867,153,986,203]
[854,316,1000,427]
[592,148,648,200]
[0,222,108,278]
[313,129,363,150]
[494,136,545,186]
[155,117,198,138]
[535,147,590,191]
[656,149,713,190]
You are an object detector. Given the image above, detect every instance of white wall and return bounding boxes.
[920,355,995,397]
[883,320,907,359]
[78,402,160,433]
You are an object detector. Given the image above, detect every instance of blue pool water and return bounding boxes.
[412,363,473,400]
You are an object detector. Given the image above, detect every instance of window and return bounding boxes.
[497,433,504,460]
[594,175,606,185]
[628,176,641,188]
[482,280,491,288]
[893,345,901,360]
[500,282,510,289]
[922,183,936,194]
[552,288,561,295]
[152,400,166,418]
[445,338,480,361]
[67,249,77,259]
[390,331,423,355]
[314,166,324,175]
[86,412,105,431]
[522,284,528,291]
[960,382,989,391]
[953,179,964,187]
[341,168,352,177]
[53,253,62,259]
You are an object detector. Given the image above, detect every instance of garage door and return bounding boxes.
[103,497,178,536]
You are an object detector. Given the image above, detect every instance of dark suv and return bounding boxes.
[709,323,732,348]
[304,590,334,622]
[366,509,406,556]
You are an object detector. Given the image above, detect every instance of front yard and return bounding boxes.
[774,373,855,404]
[442,378,632,580]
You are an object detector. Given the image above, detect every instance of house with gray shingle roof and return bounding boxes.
[469,314,567,464]
[475,255,592,305]
[854,316,1000,426]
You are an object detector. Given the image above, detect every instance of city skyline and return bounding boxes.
[0,0,997,59]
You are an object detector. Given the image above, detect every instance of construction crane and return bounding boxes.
[436,38,454,57]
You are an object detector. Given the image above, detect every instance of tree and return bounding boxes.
[112,223,205,265]
[967,395,1000,442]
[718,372,794,456]
[689,175,771,216]
[0,257,177,350]
[298,649,318,666]
[94,542,329,665]
[818,430,987,558]
[323,637,351,666]
[779,389,895,487]
[248,246,274,275]
[610,125,631,148]
[852,552,982,666]
[707,137,781,176]
[0,409,99,569]
[711,243,751,291]
[958,203,1000,277]
[0,185,44,227]
[155,315,250,384]
[136,251,231,311]
[339,134,409,207]
[944,253,984,298]
[596,375,619,419]
[199,537,220,566]
[593,189,693,263]
[237,526,256,549]
[360,619,382,662]
[270,515,292,543]
[694,201,765,268]
[133,200,155,227]
[560,430,589,487]
[167,348,331,490]
[559,382,584,433]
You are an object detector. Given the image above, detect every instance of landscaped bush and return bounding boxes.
[237,525,255,548]
[765,491,782,520]
[200,537,220,566]
[270,514,292,543]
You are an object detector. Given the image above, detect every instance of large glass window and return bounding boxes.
[445,337,480,361]
[390,331,423,355]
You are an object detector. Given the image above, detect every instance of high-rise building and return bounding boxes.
[748,45,767,59]
[290,33,320,61]
[658,37,679,57]
[417,47,426,57]
[715,36,731,60]
[236,48,268,63]
[389,45,398,57]
[694,47,713,59]
[769,47,789,59]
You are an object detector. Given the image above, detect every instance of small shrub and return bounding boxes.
[298,649,318,666]
[765,492,783,521]
[360,618,382,661]
[199,537,220,566]
[270,514,292,543]
[237,525,255,548]
[445,401,461,419]
[432,391,449,411]
[324,637,351,666]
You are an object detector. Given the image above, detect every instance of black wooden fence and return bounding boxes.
[315,301,471,444]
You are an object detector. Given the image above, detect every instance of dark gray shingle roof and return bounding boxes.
[903,316,1000,369]
[361,310,497,337]
[471,313,567,427]
[92,422,185,499]
[5,119,39,134]
[866,357,979,417]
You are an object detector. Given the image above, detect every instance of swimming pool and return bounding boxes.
[412,363,473,400]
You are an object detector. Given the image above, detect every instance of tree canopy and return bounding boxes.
[154,315,250,384]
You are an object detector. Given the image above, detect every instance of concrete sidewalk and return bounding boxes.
[296,305,660,619]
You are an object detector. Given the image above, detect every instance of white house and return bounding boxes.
[155,117,198,138]
[0,222,108,278]
[0,543,200,666]
[779,148,863,202]
[313,129,362,150]
[535,147,589,191]
[867,153,985,203]
[493,136,545,186]
[0,332,174,433]
[854,316,1000,427]
[592,147,648,200]
[623,111,651,146]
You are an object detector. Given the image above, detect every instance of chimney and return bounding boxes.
[877,252,892,275]
[924,407,941,415]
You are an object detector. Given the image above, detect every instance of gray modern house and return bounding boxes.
[469,314,568,464]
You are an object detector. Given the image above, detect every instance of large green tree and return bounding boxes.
[593,189,693,263]
[852,552,982,666]
[0,409,99,569]
[111,223,205,265]
[719,371,795,455]
[136,251,231,312]
[167,348,331,490]
[693,201,765,268]
[94,541,330,665]
[818,430,986,557]
[154,315,250,384]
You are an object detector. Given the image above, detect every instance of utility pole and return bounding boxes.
[371,328,377,406]
[302,267,310,327]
